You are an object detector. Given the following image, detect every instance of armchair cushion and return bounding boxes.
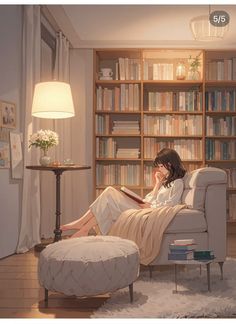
[181,167,227,211]
[166,209,207,233]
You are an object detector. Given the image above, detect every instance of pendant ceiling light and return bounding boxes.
[190,6,229,41]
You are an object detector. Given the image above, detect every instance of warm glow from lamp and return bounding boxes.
[190,15,229,41]
[32,81,75,119]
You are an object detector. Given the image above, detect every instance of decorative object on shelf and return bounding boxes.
[187,54,201,80]
[190,6,229,41]
[98,68,113,80]
[176,62,186,80]
[29,129,59,166]
[63,158,75,166]
[31,81,75,119]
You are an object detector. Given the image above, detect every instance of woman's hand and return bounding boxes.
[154,171,165,184]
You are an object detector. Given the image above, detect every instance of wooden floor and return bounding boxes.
[0,234,236,318]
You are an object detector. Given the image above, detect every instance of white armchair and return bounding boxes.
[150,167,227,275]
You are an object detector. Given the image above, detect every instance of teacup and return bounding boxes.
[99,68,113,77]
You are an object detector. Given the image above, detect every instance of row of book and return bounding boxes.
[206,139,236,160]
[205,90,236,112]
[143,62,174,80]
[228,194,236,220]
[96,137,202,160]
[168,239,215,261]
[143,115,202,136]
[143,138,202,160]
[96,138,116,158]
[223,168,236,188]
[96,114,110,135]
[206,116,236,136]
[96,163,140,186]
[96,84,140,111]
[147,91,202,112]
[116,58,141,81]
[206,58,236,81]
[112,120,140,135]
[116,148,140,159]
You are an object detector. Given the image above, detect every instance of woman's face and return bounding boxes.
[156,163,169,177]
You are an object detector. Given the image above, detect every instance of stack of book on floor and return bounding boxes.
[168,239,197,260]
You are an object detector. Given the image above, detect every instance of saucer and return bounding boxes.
[99,76,113,80]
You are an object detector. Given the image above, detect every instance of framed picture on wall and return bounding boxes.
[0,141,10,168]
[10,132,23,178]
[0,101,16,129]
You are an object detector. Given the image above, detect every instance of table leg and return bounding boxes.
[53,171,63,242]
[206,263,211,292]
[173,264,178,293]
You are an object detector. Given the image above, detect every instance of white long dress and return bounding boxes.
[90,178,184,235]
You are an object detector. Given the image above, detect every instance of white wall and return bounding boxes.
[0,5,22,258]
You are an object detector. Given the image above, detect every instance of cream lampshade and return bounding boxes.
[32,81,75,119]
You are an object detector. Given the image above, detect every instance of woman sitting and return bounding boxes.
[61,148,186,237]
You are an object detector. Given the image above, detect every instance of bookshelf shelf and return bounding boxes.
[144,135,203,138]
[205,81,236,86]
[143,80,202,86]
[96,134,141,138]
[96,80,142,85]
[94,48,236,223]
[143,111,203,115]
[144,158,203,163]
[206,112,236,115]
[96,158,141,161]
[95,111,141,114]
[206,136,236,139]
[227,219,236,223]
[206,160,236,163]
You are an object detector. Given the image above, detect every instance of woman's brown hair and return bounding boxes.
[153,148,186,188]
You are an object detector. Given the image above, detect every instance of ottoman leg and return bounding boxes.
[44,288,48,302]
[129,283,133,303]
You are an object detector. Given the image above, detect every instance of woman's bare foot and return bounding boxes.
[60,222,82,231]
[71,228,89,238]
[60,210,94,231]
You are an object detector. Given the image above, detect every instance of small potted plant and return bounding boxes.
[188,54,201,80]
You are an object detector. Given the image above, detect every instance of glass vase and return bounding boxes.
[176,62,186,80]
[40,149,51,166]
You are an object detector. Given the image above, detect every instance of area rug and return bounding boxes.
[92,258,236,318]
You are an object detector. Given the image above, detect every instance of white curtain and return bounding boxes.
[16,5,41,253]
[40,32,74,238]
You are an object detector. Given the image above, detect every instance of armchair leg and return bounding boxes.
[129,283,133,303]
[148,265,153,279]
[218,261,224,280]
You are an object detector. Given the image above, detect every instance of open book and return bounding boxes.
[120,186,145,204]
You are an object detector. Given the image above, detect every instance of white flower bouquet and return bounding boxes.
[29,129,59,153]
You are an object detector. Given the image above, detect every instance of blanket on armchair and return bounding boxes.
[109,204,186,265]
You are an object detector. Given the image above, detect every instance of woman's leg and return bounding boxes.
[71,216,98,238]
[60,210,94,231]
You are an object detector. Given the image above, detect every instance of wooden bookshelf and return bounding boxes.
[93,48,236,223]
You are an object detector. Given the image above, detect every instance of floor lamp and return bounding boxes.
[31,81,75,247]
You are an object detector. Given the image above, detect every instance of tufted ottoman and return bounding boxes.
[38,236,140,303]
